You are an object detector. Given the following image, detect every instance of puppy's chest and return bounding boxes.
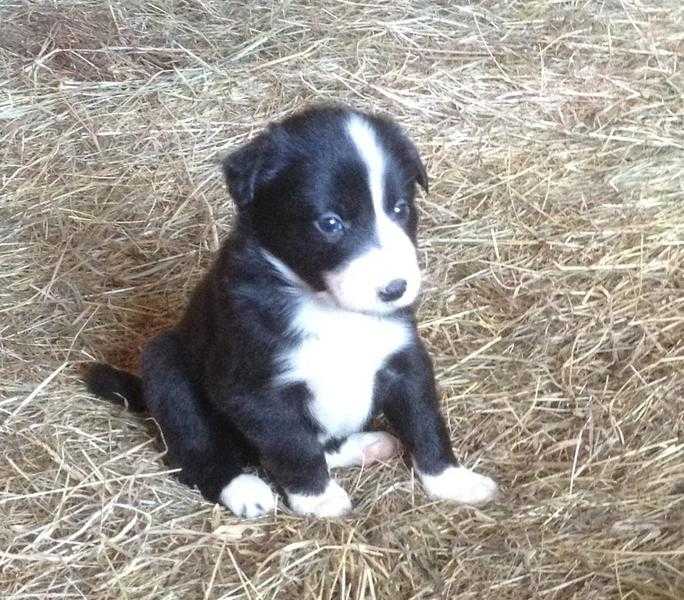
[280,302,410,439]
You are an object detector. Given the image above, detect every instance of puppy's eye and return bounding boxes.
[392,200,409,218]
[315,213,345,238]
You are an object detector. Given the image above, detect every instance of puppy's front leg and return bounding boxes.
[382,344,498,506]
[226,385,352,518]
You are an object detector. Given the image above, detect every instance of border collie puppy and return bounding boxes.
[85,105,497,518]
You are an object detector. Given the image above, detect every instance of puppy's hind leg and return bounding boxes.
[141,331,276,518]
[325,432,401,469]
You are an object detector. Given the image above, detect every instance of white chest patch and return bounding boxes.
[278,296,410,440]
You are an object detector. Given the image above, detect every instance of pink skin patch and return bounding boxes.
[360,432,401,464]
[325,431,403,469]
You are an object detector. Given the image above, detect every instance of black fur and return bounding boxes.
[84,363,144,412]
[85,104,458,510]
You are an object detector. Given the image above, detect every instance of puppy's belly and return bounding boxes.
[278,300,410,440]
[306,365,377,440]
[282,341,381,440]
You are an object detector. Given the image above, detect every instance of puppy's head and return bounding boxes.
[222,105,428,315]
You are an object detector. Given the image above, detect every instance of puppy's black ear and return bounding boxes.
[413,150,428,193]
[221,132,279,208]
[377,116,429,193]
[403,137,428,194]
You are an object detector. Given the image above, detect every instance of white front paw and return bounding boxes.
[419,466,498,506]
[219,473,277,518]
[288,480,352,517]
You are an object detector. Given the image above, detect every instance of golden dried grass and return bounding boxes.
[1,1,682,598]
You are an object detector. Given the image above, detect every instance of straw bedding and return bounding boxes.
[1,1,682,598]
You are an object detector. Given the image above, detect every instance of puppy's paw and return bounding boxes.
[325,431,401,469]
[288,480,352,517]
[219,473,277,518]
[419,466,498,506]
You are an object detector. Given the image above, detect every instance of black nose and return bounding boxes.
[378,279,407,302]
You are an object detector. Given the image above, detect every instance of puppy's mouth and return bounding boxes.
[313,287,418,317]
[262,248,420,315]
[322,270,421,316]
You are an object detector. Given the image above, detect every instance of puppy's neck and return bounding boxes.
[260,248,309,291]
[259,248,339,309]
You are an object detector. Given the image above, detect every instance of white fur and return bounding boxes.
[323,116,421,315]
[262,248,311,289]
[219,473,276,518]
[348,115,385,214]
[279,294,410,441]
[325,431,400,468]
[418,466,498,506]
[288,480,352,517]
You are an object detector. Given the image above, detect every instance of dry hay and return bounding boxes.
[1,1,682,598]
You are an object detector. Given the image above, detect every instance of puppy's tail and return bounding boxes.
[83,363,145,413]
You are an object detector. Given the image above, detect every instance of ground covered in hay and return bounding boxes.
[1,1,682,598]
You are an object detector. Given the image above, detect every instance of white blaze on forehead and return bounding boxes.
[346,115,386,215]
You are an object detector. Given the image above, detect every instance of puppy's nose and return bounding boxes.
[378,279,407,302]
